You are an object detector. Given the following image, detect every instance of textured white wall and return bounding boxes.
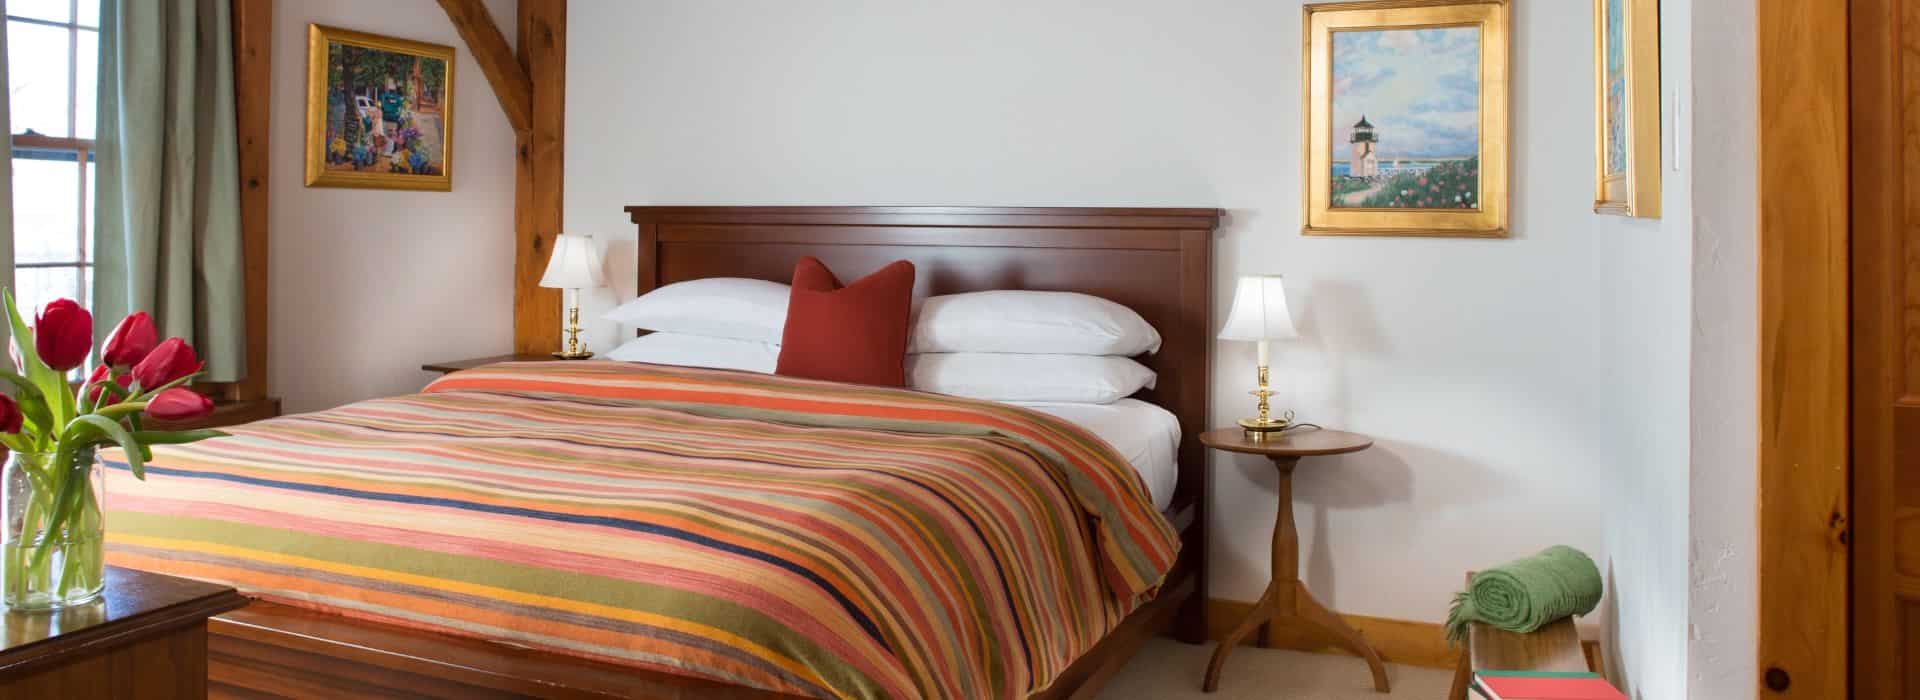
[565,0,1640,630]
[268,1,517,413]
[1688,0,1759,695]
[1594,1,1693,697]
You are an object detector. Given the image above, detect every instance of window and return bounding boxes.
[8,0,98,317]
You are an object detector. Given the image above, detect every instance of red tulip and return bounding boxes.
[144,387,214,422]
[82,364,131,404]
[102,312,158,367]
[33,299,91,372]
[131,338,203,390]
[0,394,21,433]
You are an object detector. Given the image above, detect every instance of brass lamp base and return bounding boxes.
[1238,416,1293,432]
[555,299,593,360]
[1240,363,1295,440]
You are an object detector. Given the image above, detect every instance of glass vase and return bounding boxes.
[3,449,105,610]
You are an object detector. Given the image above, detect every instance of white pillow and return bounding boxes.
[605,333,778,373]
[909,291,1160,356]
[603,278,789,344]
[906,353,1156,404]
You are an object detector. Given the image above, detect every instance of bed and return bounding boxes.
[108,206,1218,699]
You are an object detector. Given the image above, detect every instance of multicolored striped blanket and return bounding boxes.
[103,361,1179,699]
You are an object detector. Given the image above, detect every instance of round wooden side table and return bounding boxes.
[1198,426,1389,694]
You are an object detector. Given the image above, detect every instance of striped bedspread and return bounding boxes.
[103,361,1179,699]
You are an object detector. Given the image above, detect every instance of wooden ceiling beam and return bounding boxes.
[436,0,532,133]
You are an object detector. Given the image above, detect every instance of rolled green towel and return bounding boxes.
[1445,545,1602,642]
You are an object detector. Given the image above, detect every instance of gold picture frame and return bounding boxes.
[304,25,455,191]
[1302,0,1509,238]
[1593,0,1660,217]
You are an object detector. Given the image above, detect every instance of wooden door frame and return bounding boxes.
[1756,0,1850,697]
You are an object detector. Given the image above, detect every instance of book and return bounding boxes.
[1470,670,1627,700]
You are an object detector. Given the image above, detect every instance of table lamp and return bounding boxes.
[538,233,606,359]
[1218,274,1299,437]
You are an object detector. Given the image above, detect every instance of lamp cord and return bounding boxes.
[1281,422,1323,433]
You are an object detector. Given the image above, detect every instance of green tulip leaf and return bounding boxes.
[65,414,146,481]
[0,369,52,438]
[130,429,227,445]
[2,291,72,430]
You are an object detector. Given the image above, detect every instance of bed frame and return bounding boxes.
[203,206,1219,699]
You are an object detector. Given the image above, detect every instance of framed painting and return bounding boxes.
[1302,0,1509,237]
[304,25,455,191]
[1593,0,1661,217]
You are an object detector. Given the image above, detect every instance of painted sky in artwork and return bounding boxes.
[1331,26,1480,160]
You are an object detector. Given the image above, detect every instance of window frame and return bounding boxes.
[8,5,99,313]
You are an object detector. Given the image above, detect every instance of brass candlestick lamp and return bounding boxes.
[1218,275,1299,440]
[538,233,606,360]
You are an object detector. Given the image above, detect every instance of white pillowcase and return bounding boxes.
[602,278,789,344]
[906,353,1156,404]
[909,290,1160,356]
[604,333,778,373]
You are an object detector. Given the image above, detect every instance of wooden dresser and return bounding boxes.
[0,567,246,698]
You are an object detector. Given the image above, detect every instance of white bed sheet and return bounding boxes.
[1015,399,1181,511]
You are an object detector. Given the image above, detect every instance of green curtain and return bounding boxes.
[93,0,244,382]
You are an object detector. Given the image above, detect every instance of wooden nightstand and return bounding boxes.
[421,353,553,375]
[0,566,245,698]
[1198,426,1389,694]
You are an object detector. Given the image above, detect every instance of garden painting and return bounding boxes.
[305,26,454,190]
[1328,26,1481,210]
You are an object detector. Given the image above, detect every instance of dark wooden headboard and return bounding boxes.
[623,205,1218,517]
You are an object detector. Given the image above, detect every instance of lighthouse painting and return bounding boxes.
[1327,26,1481,210]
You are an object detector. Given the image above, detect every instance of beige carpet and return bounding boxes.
[1097,639,1454,700]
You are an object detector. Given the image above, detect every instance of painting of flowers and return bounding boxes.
[304,25,454,191]
[1328,27,1481,210]
[1303,0,1508,237]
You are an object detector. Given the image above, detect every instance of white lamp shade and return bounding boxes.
[1218,275,1298,341]
[539,234,606,289]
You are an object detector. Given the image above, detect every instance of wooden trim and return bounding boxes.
[513,0,564,355]
[1205,598,1457,670]
[8,133,92,151]
[227,0,272,402]
[435,0,531,133]
[1756,0,1851,697]
[1847,0,1908,695]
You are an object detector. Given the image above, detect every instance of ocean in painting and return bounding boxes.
[1329,26,1481,209]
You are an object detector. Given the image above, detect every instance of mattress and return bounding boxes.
[1018,399,1181,511]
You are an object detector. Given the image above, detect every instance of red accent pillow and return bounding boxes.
[776,257,917,386]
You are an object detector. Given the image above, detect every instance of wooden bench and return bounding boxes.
[1446,573,1595,700]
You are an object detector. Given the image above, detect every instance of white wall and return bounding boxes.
[1595,1,1694,697]
[566,0,1636,629]
[269,0,517,413]
[1688,0,1758,695]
